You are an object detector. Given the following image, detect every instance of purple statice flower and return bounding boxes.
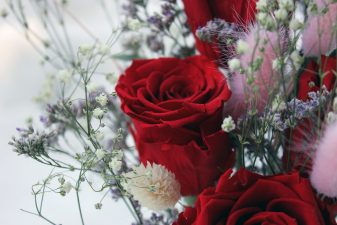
[271,88,329,131]
[196,18,244,43]
[146,34,164,52]
[122,3,138,18]
[39,115,50,126]
[161,3,175,26]
[110,187,123,201]
[147,14,164,30]
[9,126,56,157]
[133,209,179,225]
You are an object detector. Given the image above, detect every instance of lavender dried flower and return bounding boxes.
[9,127,55,157]
[271,88,329,131]
[146,34,164,52]
[196,19,244,44]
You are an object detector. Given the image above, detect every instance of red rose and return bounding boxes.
[285,56,337,172]
[173,169,332,225]
[116,56,234,195]
[182,0,257,60]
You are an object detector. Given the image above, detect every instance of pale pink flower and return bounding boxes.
[311,122,337,197]
[302,1,337,56]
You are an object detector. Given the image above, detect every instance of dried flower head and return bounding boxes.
[311,122,337,197]
[123,162,181,211]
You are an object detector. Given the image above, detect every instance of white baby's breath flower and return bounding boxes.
[275,8,288,22]
[272,58,283,71]
[127,19,142,31]
[272,95,287,112]
[260,15,277,31]
[112,149,123,161]
[256,0,268,11]
[236,40,249,54]
[279,0,295,11]
[327,112,337,124]
[98,44,110,55]
[123,162,181,211]
[58,69,72,83]
[289,18,303,30]
[93,108,104,119]
[61,182,73,193]
[290,51,303,70]
[257,12,268,23]
[221,116,236,132]
[94,130,105,141]
[333,97,337,112]
[109,158,122,173]
[95,93,109,107]
[87,83,97,92]
[228,58,241,71]
[79,44,94,56]
[95,148,106,160]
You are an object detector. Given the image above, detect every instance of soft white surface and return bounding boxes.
[0,1,133,224]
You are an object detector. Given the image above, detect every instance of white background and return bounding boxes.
[0,1,137,224]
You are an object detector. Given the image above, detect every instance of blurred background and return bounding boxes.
[0,1,134,224]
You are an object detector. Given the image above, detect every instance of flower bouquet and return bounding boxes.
[5,0,337,224]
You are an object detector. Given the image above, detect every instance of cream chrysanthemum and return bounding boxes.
[123,162,181,211]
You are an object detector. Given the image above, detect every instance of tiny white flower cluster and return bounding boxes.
[108,149,123,173]
[95,149,123,173]
[92,92,110,120]
[289,18,303,31]
[228,58,241,72]
[93,107,105,119]
[126,18,143,31]
[272,57,284,71]
[229,39,250,73]
[327,97,337,124]
[94,148,123,173]
[79,44,94,56]
[87,83,97,92]
[95,148,106,160]
[271,95,287,112]
[221,116,236,132]
[96,93,109,107]
[58,177,74,196]
[236,40,249,54]
[78,43,111,57]
[58,69,73,83]
[122,162,181,211]
[290,50,304,70]
[256,0,296,31]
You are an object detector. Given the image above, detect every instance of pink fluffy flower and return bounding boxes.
[311,122,337,198]
[224,25,285,119]
[302,0,337,57]
[224,72,246,120]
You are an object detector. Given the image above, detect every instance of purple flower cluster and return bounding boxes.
[271,89,329,131]
[196,18,244,44]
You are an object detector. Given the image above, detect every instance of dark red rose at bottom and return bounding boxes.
[173,169,334,225]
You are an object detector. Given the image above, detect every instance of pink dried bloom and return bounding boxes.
[311,122,337,197]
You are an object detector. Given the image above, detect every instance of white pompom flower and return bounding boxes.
[123,162,181,211]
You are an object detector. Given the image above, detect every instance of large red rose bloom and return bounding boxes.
[116,56,234,195]
[182,0,257,60]
[173,169,332,225]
